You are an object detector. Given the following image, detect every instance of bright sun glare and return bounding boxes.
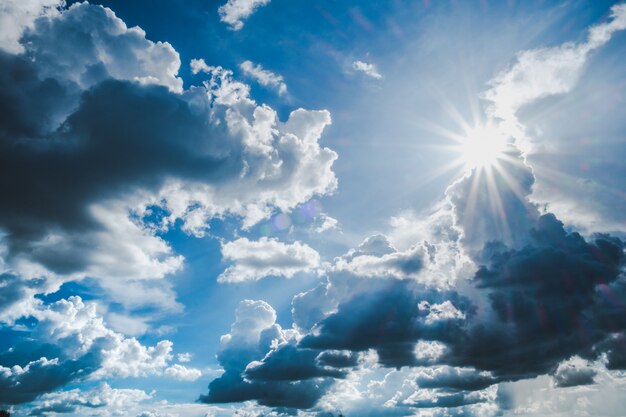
[459,125,506,170]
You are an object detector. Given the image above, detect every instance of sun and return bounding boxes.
[459,125,506,170]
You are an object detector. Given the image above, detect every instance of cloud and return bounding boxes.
[217,237,320,283]
[551,357,597,388]
[27,383,151,416]
[218,0,270,31]
[0,356,99,406]
[239,60,287,96]
[0,296,180,406]
[483,3,626,148]
[0,1,337,314]
[352,60,382,79]
[199,6,626,414]
[164,364,202,381]
[199,300,334,409]
[0,0,62,54]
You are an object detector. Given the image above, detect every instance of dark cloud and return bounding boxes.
[0,342,102,406]
[200,300,335,409]
[0,70,239,273]
[300,280,472,368]
[200,371,332,409]
[315,350,359,369]
[446,214,625,380]
[415,367,497,391]
[245,344,346,381]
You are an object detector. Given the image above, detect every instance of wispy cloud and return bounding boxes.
[239,60,287,95]
[352,59,382,79]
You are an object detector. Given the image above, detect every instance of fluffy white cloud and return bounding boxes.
[0,0,62,53]
[239,60,287,95]
[218,237,320,283]
[33,297,175,379]
[22,2,183,93]
[28,383,151,416]
[352,60,382,79]
[218,0,270,30]
[164,364,202,381]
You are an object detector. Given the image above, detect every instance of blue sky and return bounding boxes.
[1,0,626,416]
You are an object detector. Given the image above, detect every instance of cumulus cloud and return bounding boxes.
[164,364,202,381]
[239,60,287,96]
[0,0,62,54]
[200,300,335,409]
[218,0,270,30]
[0,1,337,316]
[352,60,382,79]
[551,357,597,388]
[28,383,151,416]
[0,296,178,406]
[217,237,320,283]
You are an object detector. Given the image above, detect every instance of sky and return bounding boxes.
[1,0,626,416]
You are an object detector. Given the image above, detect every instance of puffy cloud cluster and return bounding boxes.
[200,300,336,409]
[28,383,151,416]
[0,296,198,406]
[0,0,337,320]
[0,0,62,54]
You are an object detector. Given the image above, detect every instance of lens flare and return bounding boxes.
[459,125,506,170]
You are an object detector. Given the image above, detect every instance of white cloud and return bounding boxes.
[177,353,192,363]
[22,2,183,93]
[483,3,626,149]
[164,364,202,381]
[34,296,175,379]
[239,60,287,95]
[217,237,320,283]
[29,383,151,416]
[314,213,339,233]
[0,0,62,54]
[352,60,382,79]
[218,0,270,30]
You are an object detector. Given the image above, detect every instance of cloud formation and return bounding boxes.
[218,0,270,30]
[239,60,287,96]
[199,6,626,415]
[218,237,320,283]
[0,2,337,319]
[352,60,382,79]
